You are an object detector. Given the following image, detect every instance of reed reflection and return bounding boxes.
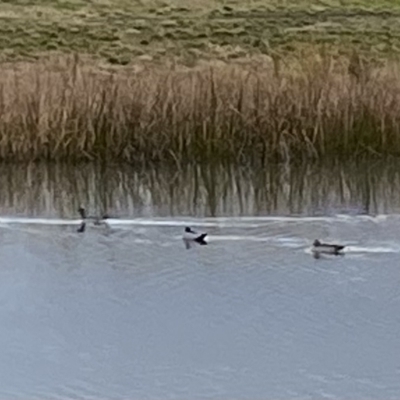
[0,161,399,218]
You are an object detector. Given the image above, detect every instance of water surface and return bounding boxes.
[0,162,399,399]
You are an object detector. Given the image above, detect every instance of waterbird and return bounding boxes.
[312,239,345,255]
[77,222,86,233]
[78,207,109,226]
[182,227,208,249]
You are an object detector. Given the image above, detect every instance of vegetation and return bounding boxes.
[1,0,400,64]
[0,54,400,163]
[1,1,400,163]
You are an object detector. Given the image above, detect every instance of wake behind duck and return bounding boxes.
[78,206,109,226]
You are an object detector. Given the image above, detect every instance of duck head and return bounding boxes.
[185,227,195,233]
[78,207,86,219]
[313,239,321,246]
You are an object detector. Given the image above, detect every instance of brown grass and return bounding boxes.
[1,54,400,164]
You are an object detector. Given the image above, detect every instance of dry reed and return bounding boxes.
[1,54,400,164]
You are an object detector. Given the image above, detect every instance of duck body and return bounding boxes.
[77,222,86,233]
[78,207,109,226]
[182,227,208,248]
[312,239,345,255]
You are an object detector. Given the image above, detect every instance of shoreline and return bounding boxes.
[1,1,400,163]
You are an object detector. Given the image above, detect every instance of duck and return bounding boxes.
[182,227,208,249]
[78,207,109,226]
[77,222,86,233]
[312,239,345,255]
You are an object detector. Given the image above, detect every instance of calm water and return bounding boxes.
[0,162,400,399]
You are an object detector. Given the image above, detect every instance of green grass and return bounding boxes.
[1,0,400,63]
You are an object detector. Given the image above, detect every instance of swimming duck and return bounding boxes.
[312,239,345,255]
[182,227,208,249]
[78,207,109,226]
[77,222,86,233]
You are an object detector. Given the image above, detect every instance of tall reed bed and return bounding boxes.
[1,55,400,163]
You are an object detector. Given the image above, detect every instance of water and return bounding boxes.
[0,162,400,399]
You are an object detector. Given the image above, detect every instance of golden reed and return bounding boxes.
[0,54,399,163]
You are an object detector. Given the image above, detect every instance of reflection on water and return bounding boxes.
[1,161,400,399]
[0,160,400,218]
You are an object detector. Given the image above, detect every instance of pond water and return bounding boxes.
[0,162,399,399]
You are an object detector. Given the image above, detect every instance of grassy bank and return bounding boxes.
[1,0,400,64]
[1,55,400,163]
[2,1,400,163]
